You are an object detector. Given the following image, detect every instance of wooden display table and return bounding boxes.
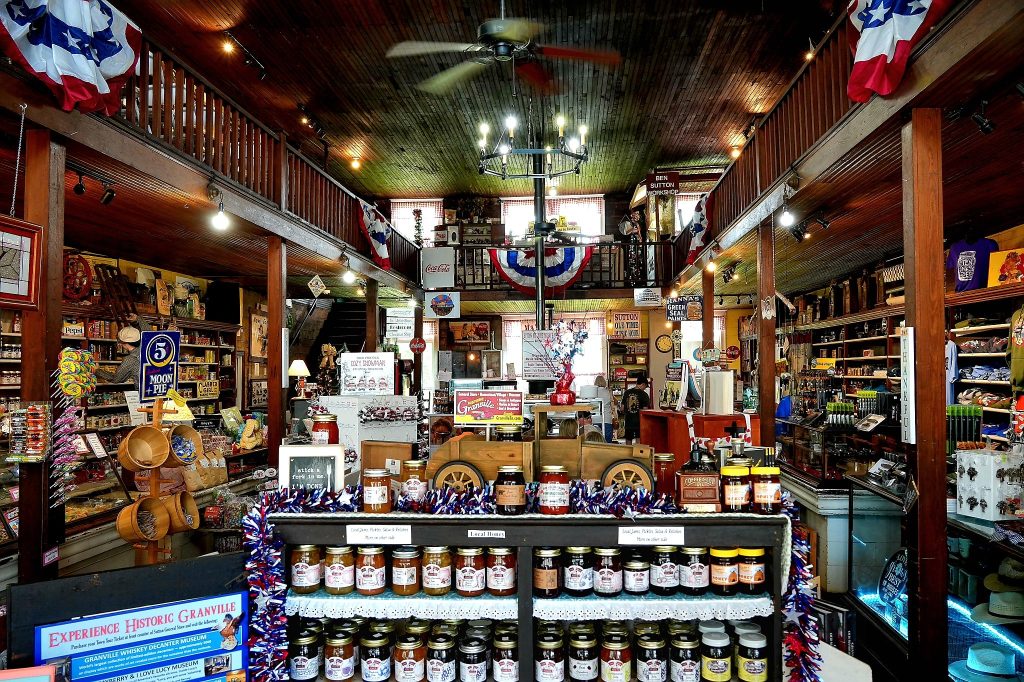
[639,409,761,466]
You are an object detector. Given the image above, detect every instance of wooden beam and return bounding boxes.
[702,267,715,350]
[757,221,776,446]
[275,131,288,212]
[365,280,379,353]
[902,108,946,676]
[413,303,424,394]
[267,236,286,468]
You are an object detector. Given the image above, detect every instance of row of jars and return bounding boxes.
[533,546,768,599]
[290,545,516,597]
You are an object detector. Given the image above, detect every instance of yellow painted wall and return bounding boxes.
[725,307,753,371]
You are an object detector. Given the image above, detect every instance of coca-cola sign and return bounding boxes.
[421,247,455,288]
[425,263,451,273]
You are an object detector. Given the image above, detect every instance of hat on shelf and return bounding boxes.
[985,558,1024,593]
[117,325,141,344]
[971,590,1024,625]
[949,642,1024,681]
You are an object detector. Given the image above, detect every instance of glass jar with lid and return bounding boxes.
[459,637,488,682]
[311,413,339,444]
[495,466,527,515]
[677,547,709,596]
[392,546,421,596]
[360,633,392,682]
[737,548,767,594]
[394,635,427,682]
[534,633,565,682]
[751,466,781,514]
[405,620,432,639]
[669,635,700,682]
[533,547,562,598]
[700,632,731,682]
[649,546,679,596]
[324,546,355,595]
[356,547,386,596]
[653,453,677,497]
[623,556,650,595]
[325,634,355,681]
[568,634,598,682]
[496,424,523,441]
[422,547,452,596]
[455,548,486,597]
[290,545,322,594]
[492,633,519,682]
[362,469,393,513]
[736,632,768,682]
[563,547,594,597]
[593,548,622,597]
[709,548,740,596]
[487,547,517,596]
[599,634,631,682]
[289,633,321,681]
[538,466,570,515]
[426,634,456,682]
[401,460,429,502]
[720,466,750,513]
[636,634,667,682]
[370,621,397,647]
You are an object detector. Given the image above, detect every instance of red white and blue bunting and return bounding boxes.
[487,245,593,296]
[358,199,392,270]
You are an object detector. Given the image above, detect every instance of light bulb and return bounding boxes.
[350,158,361,170]
[805,50,815,61]
[665,321,672,329]
[706,261,717,273]
[211,202,229,230]
[730,146,741,159]
[300,116,309,125]
[555,115,566,136]
[478,138,487,150]
[222,40,234,53]
[505,115,517,138]
[479,122,490,135]
[670,289,678,298]
[545,145,552,164]
[548,186,558,196]
[342,270,356,284]
[498,143,510,155]
[779,207,796,227]
[578,125,588,145]
[568,137,580,153]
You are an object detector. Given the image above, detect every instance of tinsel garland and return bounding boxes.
[782,492,822,682]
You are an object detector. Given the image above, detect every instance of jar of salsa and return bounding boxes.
[635,634,667,682]
[563,547,594,597]
[670,635,700,682]
[677,547,709,596]
[290,545,322,594]
[568,634,598,682]
[455,548,486,597]
[311,413,340,445]
[392,546,421,596]
[395,635,427,682]
[401,460,429,502]
[599,635,631,682]
[360,633,392,682]
[650,546,679,596]
[623,557,650,595]
[427,634,456,682]
[493,633,519,682]
[290,633,321,681]
[495,466,527,515]
[720,466,750,513]
[593,548,622,597]
[325,546,355,595]
[538,466,570,515]
[362,469,392,513]
[423,547,452,596]
[487,547,517,596]
[737,548,767,594]
[533,547,562,598]
[325,634,356,681]
[653,453,677,497]
[751,467,781,514]
[356,547,386,596]
[534,633,565,682]
[459,638,488,682]
[700,632,731,682]
[709,548,739,596]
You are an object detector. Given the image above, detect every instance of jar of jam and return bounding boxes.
[311,413,340,444]
[406,620,432,638]
[535,633,565,682]
[460,638,488,682]
[667,620,696,638]
[395,635,427,682]
[333,620,361,664]
[325,634,356,681]
[423,546,453,596]
[496,424,523,441]
[495,466,527,515]
[487,547,517,596]
[599,635,631,682]
[677,547,710,596]
[700,632,731,682]
[635,634,667,682]
[455,548,486,597]
[495,620,519,636]
[290,633,321,681]
[538,465,570,515]
[466,626,492,666]
[720,466,750,513]
[533,547,562,598]
[650,546,679,596]
[401,460,429,502]
[751,466,781,514]
[290,545,322,594]
[362,469,393,513]
[393,546,422,596]
[736,632,768,682]
[710,548,739,596]
[624,557,650,595]
[568,634,598,682]
[593,548,622,597]
[670,635,700,682]
[356,547,386,596]
[634,622,661,638]
[653,453,677,497]
[563,547,594,597]
[370,621,397,646]
[493,633,519,682]
[602,622,628,638]
[427,634,457,682]
[325,546,355,595]
[738,548,767,594]
[360,633,392,682]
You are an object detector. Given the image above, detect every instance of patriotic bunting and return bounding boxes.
[358,199,392,270]
[488,245,593,296]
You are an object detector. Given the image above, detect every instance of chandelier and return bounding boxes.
[476,113,589,180]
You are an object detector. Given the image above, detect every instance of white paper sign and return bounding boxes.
[425,291,460,319]
[900,326,916,444]
[347,524,412,544]
[386,308,415,341]
[522,330,556,381]
[421,247,456,289]
[123,391,146,425]
[438,351,453,382]
[467,529,507,539]
[617,526,686,545]
[336,352,395,394]
[634,287,663,307]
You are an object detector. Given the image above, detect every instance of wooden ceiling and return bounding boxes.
[112,0,838,199]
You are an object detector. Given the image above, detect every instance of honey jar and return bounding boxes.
[290,545,322,594]
[325,546,355,595]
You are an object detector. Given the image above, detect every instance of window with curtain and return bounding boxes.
[390,199,444,243]
[501,195,605,240]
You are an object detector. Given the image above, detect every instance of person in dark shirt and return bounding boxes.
[96,325,142,390]
[621,377,650,443]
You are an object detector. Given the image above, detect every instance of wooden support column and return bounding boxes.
[19,128,65,582]
[702,267,715,351]
[267,236,286,468]
[365,280,379,352]
[413,302,424,394]
[757,221,776,446]
[902,108,946,675]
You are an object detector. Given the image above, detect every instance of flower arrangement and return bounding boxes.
[540,320,589,405]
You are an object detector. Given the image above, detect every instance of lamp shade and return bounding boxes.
[287,360,310,377]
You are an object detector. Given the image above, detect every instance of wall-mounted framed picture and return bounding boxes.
[0,216,42,310]
[249,378,268,408]
[451,320,490,343]
[250,311,269,359]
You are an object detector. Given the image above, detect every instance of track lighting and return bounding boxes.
[73,173,86,195]
[211,201,229,230]
[972,100,995,134]
[805,37,815,62]
[342,270,357,285]
[722,271,734,284]
[99,183,115,205]
[789,223,808,243]
[778,205,796,228]
[222,31,266,80]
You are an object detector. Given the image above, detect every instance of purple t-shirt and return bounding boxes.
[947,238,999,291]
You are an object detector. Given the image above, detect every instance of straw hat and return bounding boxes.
[949,642,1024,681]
[984,558,1024,593]
[971,591,1024,625]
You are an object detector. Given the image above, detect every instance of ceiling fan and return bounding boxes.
[385,1,620,96]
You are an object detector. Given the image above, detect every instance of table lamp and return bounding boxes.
[288,359,310,393]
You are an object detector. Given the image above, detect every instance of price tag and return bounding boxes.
[84,433,108,458]
[43,546,59,566]
[346,524,412,545]
[617,526,685,545]
[123,391,146,425]
[467,530,506,539]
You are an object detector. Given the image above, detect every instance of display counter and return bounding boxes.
[639,409,760,463]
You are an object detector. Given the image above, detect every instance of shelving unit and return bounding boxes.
[607,339,650,402]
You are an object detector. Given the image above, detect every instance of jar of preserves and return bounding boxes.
[395,635,427,682]
[538,465,571,515]
[635,634,667,682]
[495,466,527,515]
[393,546,421,596]
[465,627,492,666]
[311,413,340,445]
[290,633,321,681]
[601,622,628,638]
[535,633,565,682]
[568,634,598,682]
[362,469,392,513]
[650,546,679,596]
[455,547,486,597]
[634,622,661,638]
[750,466,781,514]
[720,466,750,513]
[333,620,361,664]
[666,620,696,638]
[700,632,731,682]
[427,634,457,682]
[360,633,392,682]
[563,546,594,597]
[356,547,386,596]
[677,547,710,596]
[710,548,739,596]
[493,633,519,682]
[653,453,677,497]
[487,547,517,596]
[325,634,356,681]
[669,635,700,682]
[495,620,519,636]
[737,548,767,594]
[623,557,650,595]
[593,548,622,597]
[325,546,355,595]
[370,621,397,646]
[401,460,429,502]
[403,620,431,639]
[736,632,767,682]
[459,638,488,682]
[423,546,453,596]
[533,547,562,598]
[599,634,631,682]
[496,424,523,441]
[290,545,322,594]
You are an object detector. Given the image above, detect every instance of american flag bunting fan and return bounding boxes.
[488,246,593,296]
[358,199,392,270]
[686,194,709,266]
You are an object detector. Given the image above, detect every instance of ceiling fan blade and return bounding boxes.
[417,59,490,95]
[536,44,621,66]
[515,61,557,94]
[490,18,543,43]
[387,41,478,57]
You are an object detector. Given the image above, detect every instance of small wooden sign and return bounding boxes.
[196,379,220,399]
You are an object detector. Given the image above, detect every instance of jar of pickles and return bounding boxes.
[423,547,452,596]
[325,546,355,595]
[290,545,322,594]
[392,546,421,596]
[455,548,486,597]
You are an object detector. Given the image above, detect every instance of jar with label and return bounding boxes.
[393,546,422,596]
[602,622,628,638]
[720,466,751,513]
[697,621,725,637]
[666,620,696,638]
[423,546,453,596]
[737,548,767,594]
[362,469,393,513]
[427,634,457,682]
[750,466,781,514]
[325,634,355,681]
[493,633,519,682]
[700,632,731,682]
[730,623,761,670]
[709,548,739,596]
[456,548,486,597]
[599,634,631,682]
[395,635,427,682]
[650,546,679,596]
[653,453,678,497]
[361,633,392,682]
[670,635,700,682]
[568,634,598,682]
[677,547,709,596]
[535,633,565,682]
[459,638,488,682]
[325,546,355,595]
[401,460,429,502]
[634,622,661,638]
[624,557,651,595]
[495,466,527,515]
[290,545,322,594]
[538,465,571,515]
[636,635,667,682]
[496,424,523,441]
[370,621,397,646]
[593,548,622,597]
[332,620,360,664]
[533,547,562,598]
[311,413,339,444]
[290,634,321,681]
[564,546,595,597]
[495,620,519,636]
[487,547,517,596]
[406,620,432,639]
[356,547,386,596]
[736,632,767,682]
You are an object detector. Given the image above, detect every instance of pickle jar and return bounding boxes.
[422,546,453,596]
[635,634,668,682]
[392,546,421,596]
[427,634,456,682]
[534,633,565,682]
[356,547,386,596]
[325,546,355,595]
[290,545,322,594]
[563,546,594,597]
[394,635,427,682]
[455,547,486,597]
[533,547,562,598]
[487,547,517,596]
[593,548,622,597]
[493,633,519,682]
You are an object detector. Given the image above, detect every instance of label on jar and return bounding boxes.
[494,658,519,682]
[393,565,418,586]
[595,568,622,594]
[402,478,428,501]
[739,561,766,586]
[488,565,516,591]
[600,658,629,682]
[564,564,594,591]
[624,569,650,592]
[325,562,355,589]
[356,565,386,590]
[456,566,485,592]
[678,561,709,589]
[396,657,426,682]
[534,567,559,590]
[427,658,456,682]
[753,481,781,505]
[723,482,750,507]
[535,658,564,682]
[711,563,739,586]
[311,430,330,445]
[291,561,321,588]
[326,655,355,681]
[570,657,598,681]
[538,482,570,509]
[290,655,320,681]
[495,483,526,505]
[362,656,391,682]
[638,658,666,682]
[423,563,452,588]
[364,485,390,505]
[651,561,678,588]
[738,655,767,682]
[670,659,700,682]
[700,655,731,682]
[461,661,488,682]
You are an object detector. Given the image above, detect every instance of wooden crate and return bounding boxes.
[361,440,414,473]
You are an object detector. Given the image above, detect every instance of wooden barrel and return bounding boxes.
[116,497,170,542]
[117,426,170,472]
[162,491,200,532]
[165,424,204,467]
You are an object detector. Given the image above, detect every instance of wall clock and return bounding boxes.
[0,216,42,310]
[655,334,674,353]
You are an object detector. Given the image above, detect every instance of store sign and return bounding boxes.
[425,291,460,319]
[618,526,686,545]
[421,247,456,289]
[522,330,557,380]
[634,287,663,307]
[307,275,329,297]
[646,171,679,196]
[725,345,741,361]
[139,330,180,402]
[196,379,220,399]
[812,357,837,371]
[1,665,54,682]
[34,592,248,682]
[878,548,909,604]
[410,337,426,353]
[900,327,916,444]
[193,416,222,431]
[667,295,703,322]
[336,352,394,395]
[279,444,345,490]
[386,308,415,340]
[609,312,642,339]
[453,390,525,425]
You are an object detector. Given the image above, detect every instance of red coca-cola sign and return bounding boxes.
[410,337,426,353]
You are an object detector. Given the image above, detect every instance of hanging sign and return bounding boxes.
[307,275,329,297]
[634,287,663,307]
[725,345,741,361]
[196,379,220,399]
[386,308,415,340]
[900,326,916,444]
[421,247,456,289]
[337,353,395,395]
[139,330,180,402]
[609,312,642,339]
[453,390,525,425]
[667,295,704,322]
[878,548,909,605]
[522,330,557,381]
[425,292,460,319]
[646,171,679,196]
[410,338,426,354]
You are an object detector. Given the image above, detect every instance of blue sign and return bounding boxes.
[140,330,180,402]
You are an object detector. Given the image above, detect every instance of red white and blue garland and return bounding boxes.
[358,199,392,269]
[782,491,823,682]
[488,245,593,295]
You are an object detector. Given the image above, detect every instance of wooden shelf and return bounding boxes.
[0,385,21,390]
[983,407,1012,415]
[946,282,1024,307]
[844,355,898,361]
[85,403,129,411]
[795,305,905,331]
[960,353,1008,358]
[951,323,1010,335]
[812,340,845,347]
[0,358,20,363]
[956,379,1011,386]
[845,335,889,343]
[0,332,21,337]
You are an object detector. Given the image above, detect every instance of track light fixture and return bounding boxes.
[222,31,266,80]
[73,173,86,195]
[790,223,808,243]
[99,183,116,205]
[722,270,734,285]
[972,100,995,134]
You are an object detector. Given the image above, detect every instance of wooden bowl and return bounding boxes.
[117,426,170,472]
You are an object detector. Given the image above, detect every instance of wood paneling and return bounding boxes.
[267,236,286,467]
[757,220,775,446]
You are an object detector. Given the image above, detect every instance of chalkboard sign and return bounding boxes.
[192,416,222,432]
[878,547,909,604]
[279,445,345,491]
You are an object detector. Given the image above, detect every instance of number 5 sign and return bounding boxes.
[140,330,180,402]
